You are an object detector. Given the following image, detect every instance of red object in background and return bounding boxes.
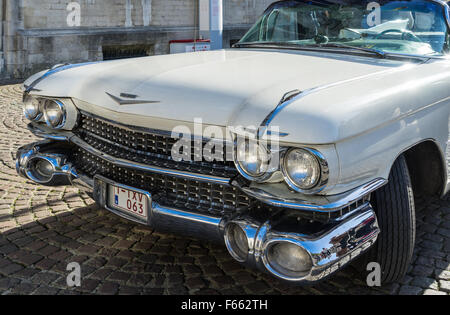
[169,39,211,44]
[169,39,211,54]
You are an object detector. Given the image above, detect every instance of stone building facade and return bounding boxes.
[0,0,273,79]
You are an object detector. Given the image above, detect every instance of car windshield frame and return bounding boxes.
[235,0,450,59]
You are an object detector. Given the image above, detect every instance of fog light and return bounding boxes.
[266,242,312,279]
[224,224,249,263]
[29,158,54,183]
[44,100,66,129]
[36,159,54,178]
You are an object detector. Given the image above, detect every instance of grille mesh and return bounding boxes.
[74,148,254,216]
[74,113,238,178]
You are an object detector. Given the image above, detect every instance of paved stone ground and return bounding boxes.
[0,84,449,295]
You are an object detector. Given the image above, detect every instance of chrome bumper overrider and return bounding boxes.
[16,137,381,284]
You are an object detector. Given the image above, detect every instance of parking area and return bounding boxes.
[0,84,449,295]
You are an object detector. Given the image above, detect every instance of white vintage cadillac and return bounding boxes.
[16,0,450,285]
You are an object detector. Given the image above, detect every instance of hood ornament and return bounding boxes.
[106,92,160,106]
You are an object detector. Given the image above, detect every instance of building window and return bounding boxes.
[102,45,154,61]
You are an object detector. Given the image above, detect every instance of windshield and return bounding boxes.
[238,0,450,56]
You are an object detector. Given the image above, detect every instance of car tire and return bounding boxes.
[362,155,416,284]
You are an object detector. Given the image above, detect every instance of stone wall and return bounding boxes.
[1,0,274,79]
[21,0,272,29]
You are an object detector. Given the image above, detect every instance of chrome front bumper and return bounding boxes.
[16,139,381,284]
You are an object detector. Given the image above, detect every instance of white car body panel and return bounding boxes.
[26,49,450,196]
[27,49,406,130]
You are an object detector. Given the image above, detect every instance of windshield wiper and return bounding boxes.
[233,41,387,59]
[233,42,294,48]
[308,43,387,59]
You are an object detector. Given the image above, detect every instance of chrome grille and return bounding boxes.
[71,113,348,221]
[74,148,254,216]
[74,113,238,178]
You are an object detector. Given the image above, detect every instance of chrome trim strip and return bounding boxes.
[257,69,401,133]
[235,178,387,212]
[258,89,301,139]
[24,62,101,99]
[27,123,71,141]
[23,85,41,93]
[153,205,222,227]
[70,136,232,186]
[151,203,224,241]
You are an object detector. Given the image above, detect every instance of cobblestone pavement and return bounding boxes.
[0,84,449,295]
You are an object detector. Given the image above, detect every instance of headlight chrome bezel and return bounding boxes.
[232,133,329,194]
[23,96,44,122]
[23,95,79,131]
[281,147,329,194]
[234,138,273,183]
[43,99,67,130]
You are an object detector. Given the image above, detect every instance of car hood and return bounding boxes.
[28,49,438,143]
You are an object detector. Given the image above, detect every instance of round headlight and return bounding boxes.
[23,97,42,121]
[236,139,270,179]
[283,148,321,191]
[44,100,66,129]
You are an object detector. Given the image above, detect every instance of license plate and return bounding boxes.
[107,185,149,220]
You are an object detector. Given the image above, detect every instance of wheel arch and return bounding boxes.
[399,139,447,198]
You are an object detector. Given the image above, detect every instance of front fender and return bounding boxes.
[333,98,449,195]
